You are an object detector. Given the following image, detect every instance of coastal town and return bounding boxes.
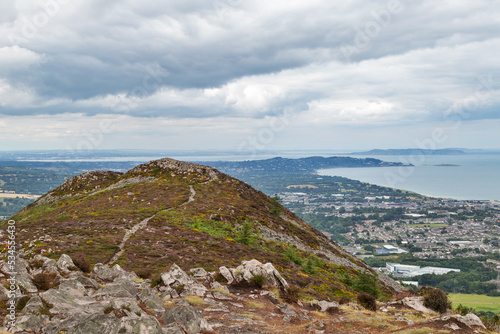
[279,190,500,260]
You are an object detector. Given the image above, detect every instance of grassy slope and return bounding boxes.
[1,159,396,301]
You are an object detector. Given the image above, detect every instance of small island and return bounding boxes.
[434,164,460,167]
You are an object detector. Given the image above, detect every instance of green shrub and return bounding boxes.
[354,270,379,299]
[357,293,377,311]
[136,268,152,279]
[150,275,163,288]
[269,194,282,217]
[214,272,227,283]
[72,257,91,273]
[16,296,30,312]
[339,296,351,305]
[33,272,60,291]
[283,247,303,265]
[236,221,255,246]
[253,274,265,288]
[421,287,451,314]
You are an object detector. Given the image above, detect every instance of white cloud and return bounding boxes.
[0,0,499,149]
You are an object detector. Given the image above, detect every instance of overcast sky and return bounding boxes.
[1,0,499,153]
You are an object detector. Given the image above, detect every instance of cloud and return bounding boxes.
[0,0,499,150]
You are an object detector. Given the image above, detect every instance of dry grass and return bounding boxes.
[245,300,266,309]
[392,328,447,334]
[184,295,208,306]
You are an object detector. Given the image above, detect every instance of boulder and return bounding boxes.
[42,313,121,334]
[316,300,339,313]
[398,296,435,314]
[189,268,208,278]
[57,254,76,273]
[161,305,204,334]
[211,281,230,294]
[436,314,486,329]
[19,296,45,316]
[40,288,100,315]
[230,259,289,289]
[93,263,119,281]
[278,304,297,316]
[95,279,138,298]
[162,323,185,334]
[218,266,234,284]
[10,314,49,333]
[17,271,38,294]
[118,315,163,334]
[75,276,100,290]
[58,279,87,296]
[138,288,166,314]
[0,285,10,301]
[161,264,192,288]
[180,282,208,298]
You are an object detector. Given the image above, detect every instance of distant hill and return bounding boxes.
[3,158,403,301]
[204,156,409,174]
[348,148,467,155]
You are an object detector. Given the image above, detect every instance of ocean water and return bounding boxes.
[318,154,500,201]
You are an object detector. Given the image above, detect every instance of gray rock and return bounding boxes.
[278,304,298,316]
[59,279,87,296]
[20,296,45,316]
[218,266,234,284]
[161,264,193,287]
[180,282,208,298]
[230,260,289,289]
[93,263,121,281]
[42,313,121,334]
[437,314,486,329]
[317,300,339,313]
[211,281,230,294]
[211,290,233,301]
[11,314,49,333]
[57,254,76,272]
[190,267,208,278]
[0,285,10,301]
[17,271,38,294]
[260,290,279,304]
[118,315,163,334]
[162,323,184,334]
[75,276,99,290]
[40,288,99,315]
[95,279,138,298]
[138,288,166,314]
[161,305,204,334]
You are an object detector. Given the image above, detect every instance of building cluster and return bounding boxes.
[385,262,460,278]
[281,190,500,260]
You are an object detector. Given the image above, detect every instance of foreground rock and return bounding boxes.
[0,255,214,333]
[0,254,488,334]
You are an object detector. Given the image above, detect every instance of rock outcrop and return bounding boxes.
[0,254,489,334]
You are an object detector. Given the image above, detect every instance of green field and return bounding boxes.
[449,293,500,314]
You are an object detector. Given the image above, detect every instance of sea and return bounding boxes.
[318,154,500,202]
[10,150,500,202]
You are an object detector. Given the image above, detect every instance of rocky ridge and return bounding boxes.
[0,254,489,334]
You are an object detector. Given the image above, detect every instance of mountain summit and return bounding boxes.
[8,157,401,300]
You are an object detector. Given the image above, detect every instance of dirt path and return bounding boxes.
[107,185,196,265]
[106,214,156,265]
[180,185,196,206]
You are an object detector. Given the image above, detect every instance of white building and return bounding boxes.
[386,263,460,278]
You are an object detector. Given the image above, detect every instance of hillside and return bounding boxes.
[348,149,466,155]
[2,158,402,302]
[206,156,409,174]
